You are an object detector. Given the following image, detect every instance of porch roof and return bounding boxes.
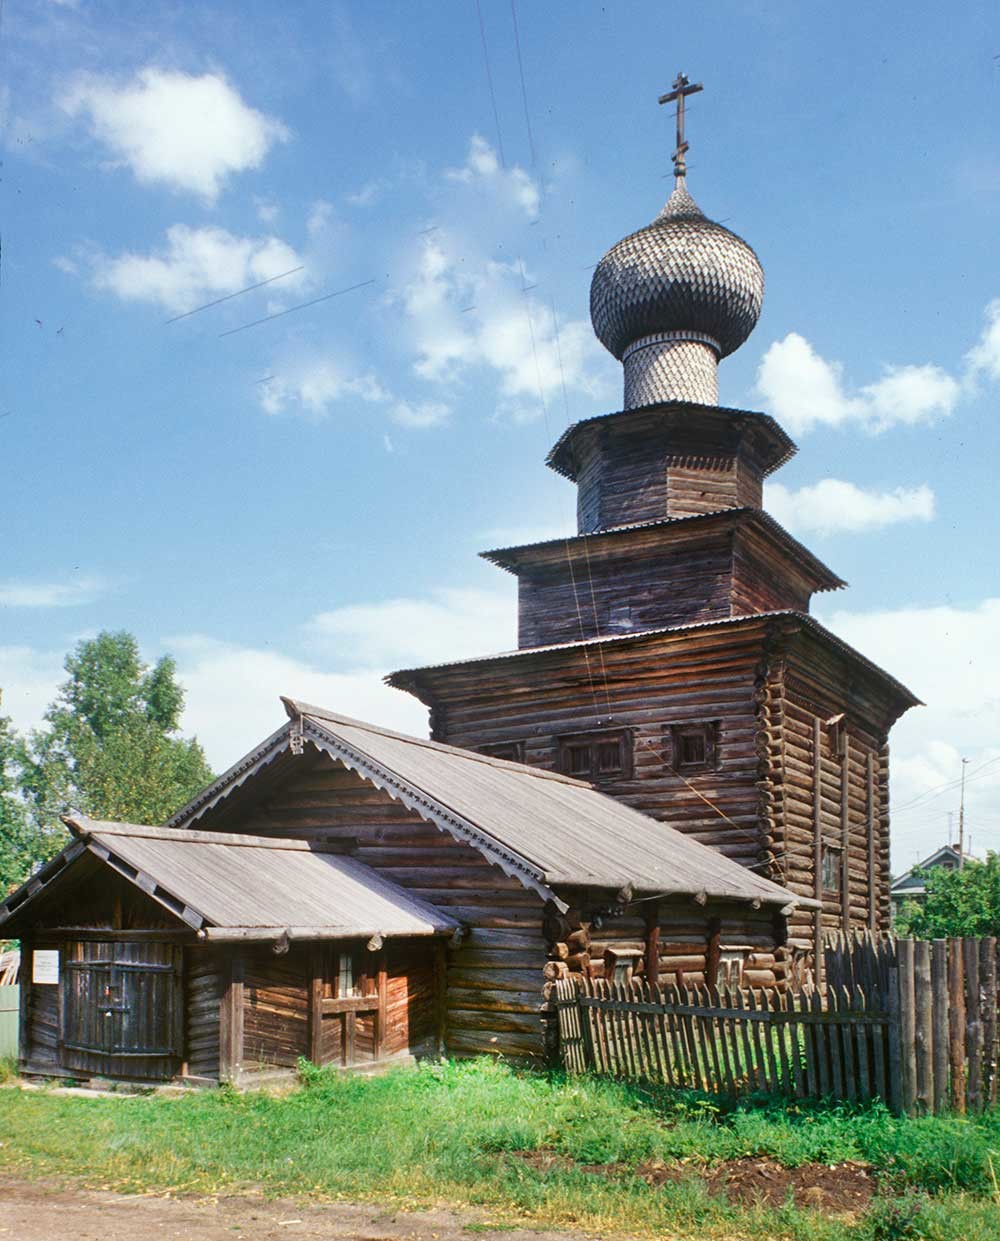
[0,816,457,942]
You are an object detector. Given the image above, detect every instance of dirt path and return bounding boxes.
[0,1175,598,1241]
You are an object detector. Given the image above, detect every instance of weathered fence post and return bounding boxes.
[897,939,916,1114]
[913,940,933,1113]
[948,938,967,1114]
[964,939,983,1111]
[931,940,949,1114]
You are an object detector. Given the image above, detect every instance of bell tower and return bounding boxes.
[388,80,919,960]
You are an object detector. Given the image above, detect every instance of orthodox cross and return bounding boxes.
[658,72,703,180]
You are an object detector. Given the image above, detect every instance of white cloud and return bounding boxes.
[0,575,106,608]
[60,67,289,202]
[306,199,335,238]
[819,599,1000,868]
[0,646,65,734]
[171,636,428,772]
[307,587,515,670]
[255,198,280,225]
[399,238,607,417]
[446,134,540,220]
[766,479,935,536]
[258,358,388,417]
[965,299,1000,383]
[391,400,450,429]
[347,179,384,208]
[93,224,304,316]
[756,333,959,435]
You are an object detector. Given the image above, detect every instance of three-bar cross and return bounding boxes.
[658,72,703,180]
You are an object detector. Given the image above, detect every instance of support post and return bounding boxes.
[644,902,661,984]
[433,938,448,1057]
[219,950,245,1086]
[308,945,324,1066]
[867,751,877,932]
[705,916,721,989]
[812,717,824,984]
[840,732,851,932]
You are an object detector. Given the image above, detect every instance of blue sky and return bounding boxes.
[2,0,999,870]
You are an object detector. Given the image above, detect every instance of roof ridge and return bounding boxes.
[285,698,590,789]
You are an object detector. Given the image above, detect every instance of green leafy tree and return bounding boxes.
[895,854,1000,938]
[0,695,59,895]
[19,632,214,845]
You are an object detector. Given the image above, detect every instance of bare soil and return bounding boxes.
[0,1176,585,1241]
[514,1150,876,1215]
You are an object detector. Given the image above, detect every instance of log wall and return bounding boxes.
[242,946,310,1070]
[184,948,221,1079]
[419,615,906,972]
[202,756,550,1061]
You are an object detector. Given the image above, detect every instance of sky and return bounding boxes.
[1,0,999,872]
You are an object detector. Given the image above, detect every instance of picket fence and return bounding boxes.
[551,934,1000,1115]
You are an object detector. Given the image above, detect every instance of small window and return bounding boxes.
[479,741,525,764]
[716,949,747,988]
[821,843,843,894]
[670,722,719,773]
[337,952,360,998]
[557,730,632,781]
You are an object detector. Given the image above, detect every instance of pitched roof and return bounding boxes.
[479,507,846,593]
[546,401,797,480]
[386,609,921,710]
[0,816,456,941]
[170,699,812,912]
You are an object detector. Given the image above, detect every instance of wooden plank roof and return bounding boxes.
[0,816,457,941]
[172,699,814,913]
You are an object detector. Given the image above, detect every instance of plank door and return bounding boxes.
[61,941,183,1080]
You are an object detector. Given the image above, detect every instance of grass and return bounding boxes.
[1,1058,999,1240]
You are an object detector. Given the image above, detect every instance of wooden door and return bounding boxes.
[309,944,384,1068]
[61,941,183,1080]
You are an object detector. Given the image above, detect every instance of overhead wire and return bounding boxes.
[473,0,506,167]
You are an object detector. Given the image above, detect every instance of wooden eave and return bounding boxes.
[480,507,846,594]
[386,609,921,713]
[168,708,563,910]
[0,815,459,942]
[546,401,797,481]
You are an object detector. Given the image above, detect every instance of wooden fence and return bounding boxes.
[551,935,1000,1115]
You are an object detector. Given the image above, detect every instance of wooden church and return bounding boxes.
[2,81,917,1086]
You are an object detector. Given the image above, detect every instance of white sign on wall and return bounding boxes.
[32,950,59,985]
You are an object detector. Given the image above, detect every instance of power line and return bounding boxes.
[219,279,376,338]
[473,0,506,167]
[164,266,304,325]
[509,0,536,164]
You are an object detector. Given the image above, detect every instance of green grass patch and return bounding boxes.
[1,1058,999,1240]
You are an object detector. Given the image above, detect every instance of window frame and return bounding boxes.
[821,841,844,894]
[669,721,720,774]
[556,728,633,782]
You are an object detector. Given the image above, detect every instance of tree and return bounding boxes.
[0,695,57,895]
[19,632,214,846]
[895,854,1000,938]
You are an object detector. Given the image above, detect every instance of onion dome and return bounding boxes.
[590,177,764,408]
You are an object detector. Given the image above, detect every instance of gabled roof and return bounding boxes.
[0,815,456,942]
[890,844,964,896]
[168,698,813,913]
[479,507,846,594]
